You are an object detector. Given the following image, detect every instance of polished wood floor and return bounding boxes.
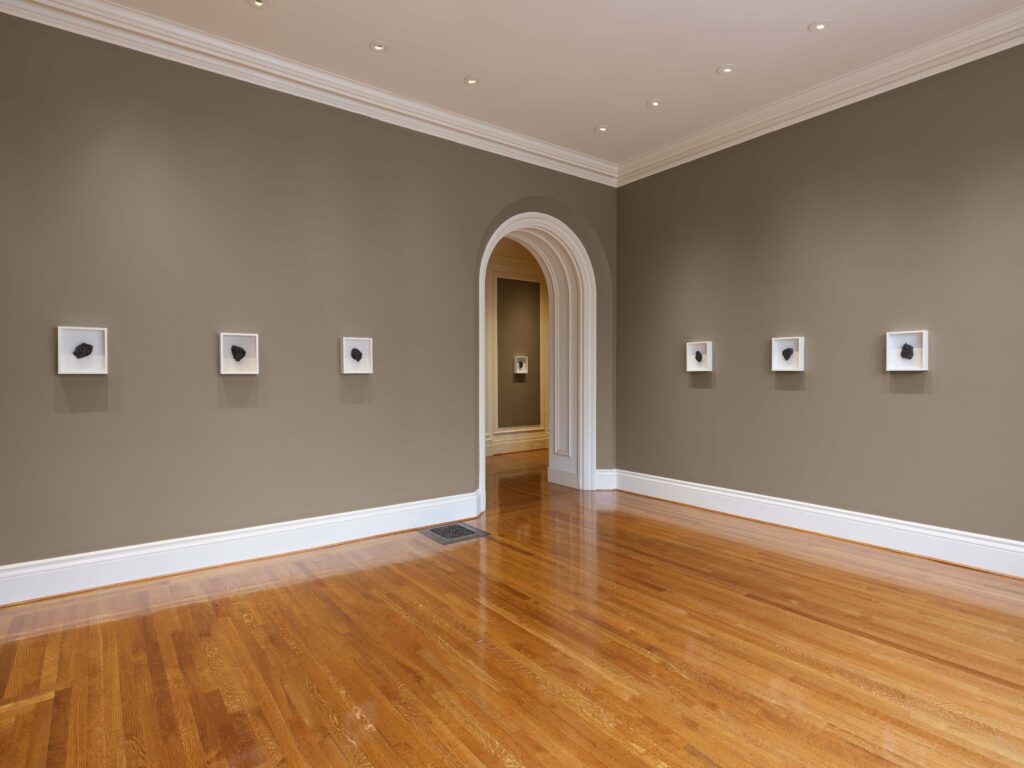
[1,450,1023,767]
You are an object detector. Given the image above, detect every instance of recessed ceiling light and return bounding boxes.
[250,0,265,7]
[716,65,736,75]
[647,99,663,108]
[594,125,609,133]
[463,76,480,85]
[808,20,830,32]
[370,42,388,52]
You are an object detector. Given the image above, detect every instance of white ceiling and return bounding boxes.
[106,0,1024,161]
[5,0,1024,183]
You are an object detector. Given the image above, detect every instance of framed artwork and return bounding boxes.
[886,330,929,372]
[342,337,373,374]
[771,336,805,372]
[220,333,260,375]
[57,326,108,375]
[685,341,712,372]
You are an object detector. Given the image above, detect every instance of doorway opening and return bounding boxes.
[478,212,597,510]
[485,238,550,459]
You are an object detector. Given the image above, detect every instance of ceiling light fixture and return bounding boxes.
[250,0,265,7]
[463,76,480,85]
[647,99,662,108]
[716,65,736,75]
[370,42,388,52]
[594,125,609,134]
[808,20,830,32]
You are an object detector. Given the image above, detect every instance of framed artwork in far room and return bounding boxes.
[685,341,712,372]
[342,337,373,374]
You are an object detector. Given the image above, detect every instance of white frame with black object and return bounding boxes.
[686,341,713,372]
[220,333,260,375]
[513,355,529,375]
[57,326,108,375]
[342,337,373,374]
[771,336,805,372]
[886,330,929,372]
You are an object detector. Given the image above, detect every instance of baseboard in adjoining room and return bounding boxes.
[606,469,1024,579]
[486,426,549,456]
[0,490,482,607]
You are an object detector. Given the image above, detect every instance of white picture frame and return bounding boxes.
[771,336,805,372]
[685,341,713,372]
[886,330,929,372]
[342,337,373,374]
[57,326,108,375]
[514,355,529,375]
[220,333,260,375]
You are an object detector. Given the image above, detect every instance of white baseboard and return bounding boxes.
[485,427,549,456]
[0,490,480,606]
[595,469,618,490]
[547,466,579,489]
[611,470,1024,579]
[6,467,1019,606]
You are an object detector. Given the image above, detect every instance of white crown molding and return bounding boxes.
[618,6,1024,186]
[611,469,1024,579]
[1,1,1022,188]
[0,490,480,606]
[0,0,618,186]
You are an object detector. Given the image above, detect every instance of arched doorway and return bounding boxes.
[478,212,597,509]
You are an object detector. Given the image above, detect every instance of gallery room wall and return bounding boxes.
[0,13,616,564]
[617,43,1024,540]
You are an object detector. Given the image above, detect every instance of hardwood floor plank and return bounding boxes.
[1,450,1022,766]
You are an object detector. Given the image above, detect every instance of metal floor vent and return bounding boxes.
[420,522,489,545]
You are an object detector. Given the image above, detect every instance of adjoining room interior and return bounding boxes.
[2,2,1024,765]
[484,237,550,460]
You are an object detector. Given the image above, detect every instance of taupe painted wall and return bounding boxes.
[497,279,541,428]
[0,13,616,565]
[617,44,1024,540]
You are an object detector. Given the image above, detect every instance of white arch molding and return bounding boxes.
[478,212,598,508]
